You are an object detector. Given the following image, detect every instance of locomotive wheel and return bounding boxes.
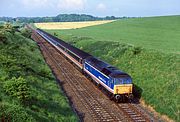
[128,94,134,103]
[114,95,122,103]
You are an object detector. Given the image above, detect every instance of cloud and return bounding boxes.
[96,3,106,11]
[57,0,86,11]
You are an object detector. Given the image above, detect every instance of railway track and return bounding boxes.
[118,103,151,122]
[31,30,155,122]
[33,33,126,121]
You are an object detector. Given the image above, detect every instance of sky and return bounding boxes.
[0,0,180,17]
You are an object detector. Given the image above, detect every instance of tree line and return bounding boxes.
[0,14,123,23]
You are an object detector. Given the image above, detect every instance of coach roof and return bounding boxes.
[37,29,92,59]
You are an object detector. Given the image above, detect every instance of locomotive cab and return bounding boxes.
[113,77,133,95]
[84,56,133,101]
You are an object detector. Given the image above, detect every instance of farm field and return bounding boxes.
[35,20,114,30]
[43,15,180,121]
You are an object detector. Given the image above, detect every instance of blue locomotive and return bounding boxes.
[36,29,133,102]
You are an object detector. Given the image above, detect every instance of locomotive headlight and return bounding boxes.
[116,89,119,93]
[129,87,132,92]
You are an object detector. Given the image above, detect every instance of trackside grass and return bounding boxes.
[0,26,78,121]
[44,15,180,121]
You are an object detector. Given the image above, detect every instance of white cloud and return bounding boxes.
[57,0,86,10]
[96,3,106,11]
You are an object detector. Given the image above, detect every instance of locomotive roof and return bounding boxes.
[37,29,92,59]
[86,57,109,70]
[85,56,109,70]
[109,70,129,78]
[85,57,130,78]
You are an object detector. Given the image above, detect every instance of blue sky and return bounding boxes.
[0,0,180,17]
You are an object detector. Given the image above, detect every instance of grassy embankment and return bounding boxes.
[0,24,78,122]
[45,15,180,121]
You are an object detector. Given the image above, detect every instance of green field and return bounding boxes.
[45,16,180,121]
[48,15,180,53]
[0,25,78,122]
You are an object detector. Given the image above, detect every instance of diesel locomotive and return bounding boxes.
[36,29,133,102]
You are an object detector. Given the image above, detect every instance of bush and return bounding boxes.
[53,32,58,36]
[38,66,53,79]
[3,23,15,35]
[3,77,31,103]
[21,28,32,38]
[0,31,7,44]
[132,46,142,55]
[0,103,35,122]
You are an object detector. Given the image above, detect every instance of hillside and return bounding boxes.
[0,25,78,121]
[47,15,180,53]
[45,16,180,121]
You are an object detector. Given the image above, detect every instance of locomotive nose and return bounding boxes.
[114,84,133,94]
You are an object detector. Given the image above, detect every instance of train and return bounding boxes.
[36,29,133,102]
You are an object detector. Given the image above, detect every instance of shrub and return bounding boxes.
[21,28,32,38]
[0,103,35,122]
[132,46,142,55]
[53,32,58,36]
[38,66,53,79]
[3,23,15,35]
[0,31,7,44]
[3,77,31,103]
